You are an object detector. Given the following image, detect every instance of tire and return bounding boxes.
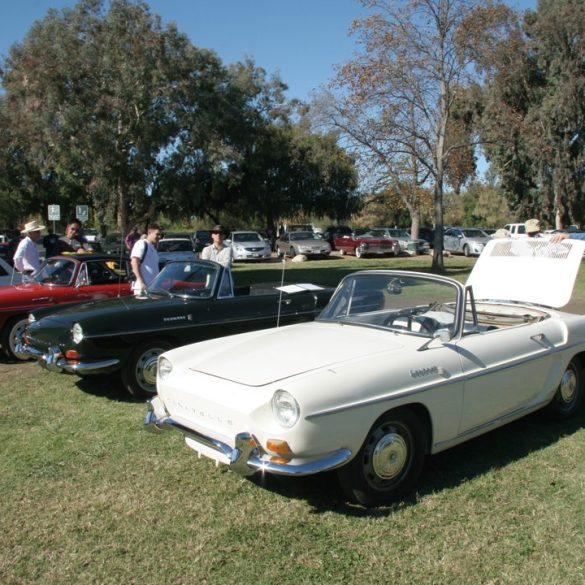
[339,248,346,256]
[121,339,171,398]
[545,358,584,420]
[276,248,283,258]
[355,246,364,259]
[289,248,296,258]
[1,316,31,361]
[337,407,428,506]
[463,245,470,257]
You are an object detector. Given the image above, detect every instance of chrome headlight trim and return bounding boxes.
[271,389,300,428]
[71,323,84,344]
[158,356,173,380]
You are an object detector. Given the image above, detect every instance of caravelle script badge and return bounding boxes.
[410,366,439,379]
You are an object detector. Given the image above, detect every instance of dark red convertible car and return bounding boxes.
[0,253,131,360]
[333,232,400,258]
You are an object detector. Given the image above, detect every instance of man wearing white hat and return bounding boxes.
[13,220,45,279]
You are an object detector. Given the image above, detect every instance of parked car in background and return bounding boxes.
[0,257,23,286]
[0,254,131,361]
[370,228,430,255]
[157,238,197,269]
[101,232,125,255]
[20,259,334,397]
[417,227,435,248]
[147,238,585,506]
[193,230,213,253]
[229,231,272,261]
[322,225,353,249]
[334,231,400,258]
[163,232,195,248]
[82,228,102,250]
[275,231,332,259]
[504,223,527,238]
[0,230,19,265]
[443,227,492,256]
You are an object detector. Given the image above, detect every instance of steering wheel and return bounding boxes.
[384,314,437,334]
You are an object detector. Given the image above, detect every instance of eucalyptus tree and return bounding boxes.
[480,0,585,228]
[1,0,229,232]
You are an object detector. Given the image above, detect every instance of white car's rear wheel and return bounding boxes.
[545,358,583,420]
[337,407,427,506]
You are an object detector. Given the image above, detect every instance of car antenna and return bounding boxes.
[276,256,287,328]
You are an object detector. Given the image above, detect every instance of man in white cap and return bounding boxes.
[525,218,542,238]
[13,220,45,279]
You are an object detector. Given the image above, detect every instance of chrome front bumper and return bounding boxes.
[15,341,121,375]
[145,396,352,477]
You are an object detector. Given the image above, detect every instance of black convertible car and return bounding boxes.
[19,260,334,397]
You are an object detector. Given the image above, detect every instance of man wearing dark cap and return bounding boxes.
[200,225,233,268]
[200,225,234,296]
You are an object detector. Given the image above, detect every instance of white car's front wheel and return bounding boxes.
[337,407,428,507]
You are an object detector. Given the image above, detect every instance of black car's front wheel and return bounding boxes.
[337,407,428,507]
[122,339,172,398]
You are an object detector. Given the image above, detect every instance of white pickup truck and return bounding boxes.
[503,223,527,238]
[504,223,553,239]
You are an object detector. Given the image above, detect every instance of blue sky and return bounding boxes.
[1,0,537,103]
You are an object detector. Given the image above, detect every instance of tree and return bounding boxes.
[322,0,512,270]
[1,0,229,232]
[477,0,585,228]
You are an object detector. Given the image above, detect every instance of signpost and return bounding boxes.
[76,205,89,223]
[48,204,60,233]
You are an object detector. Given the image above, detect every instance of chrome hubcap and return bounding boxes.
[136,348,164,389]
[371,432,408,481]
[10,320,29,360]
[560,367,577,404]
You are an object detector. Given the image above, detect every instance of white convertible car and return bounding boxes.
[146,239,585,506]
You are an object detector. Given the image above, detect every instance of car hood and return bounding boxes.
[184,322,407,386]
[467,238,585,308]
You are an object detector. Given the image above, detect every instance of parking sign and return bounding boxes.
[76,205,89,222]
[48,204,61,221]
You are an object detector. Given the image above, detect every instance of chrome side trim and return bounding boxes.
[144,399,352,477]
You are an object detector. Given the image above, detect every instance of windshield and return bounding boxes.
[158,240,193,253]
[34,258,77,285]
[148,261,220,298]
[318,272,460,338]
[462,229,488,238]
[291,232,320,241]
[233,232,263,243]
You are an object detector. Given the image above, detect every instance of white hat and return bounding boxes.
[493,228,510,239]
[21,220,46,234]
[525,218,540,234]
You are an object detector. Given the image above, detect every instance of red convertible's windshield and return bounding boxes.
[318,272,460,338]
[35,258,77,286]
[148,261,221,298]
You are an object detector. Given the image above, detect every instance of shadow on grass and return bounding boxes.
[247,408,585,517]
[74,374,140,403]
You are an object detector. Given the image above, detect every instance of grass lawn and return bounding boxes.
[2,254,585,584]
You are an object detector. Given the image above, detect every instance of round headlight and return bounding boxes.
[271,390,300,428]
[158,356,173,380]
[71,323,84,344]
